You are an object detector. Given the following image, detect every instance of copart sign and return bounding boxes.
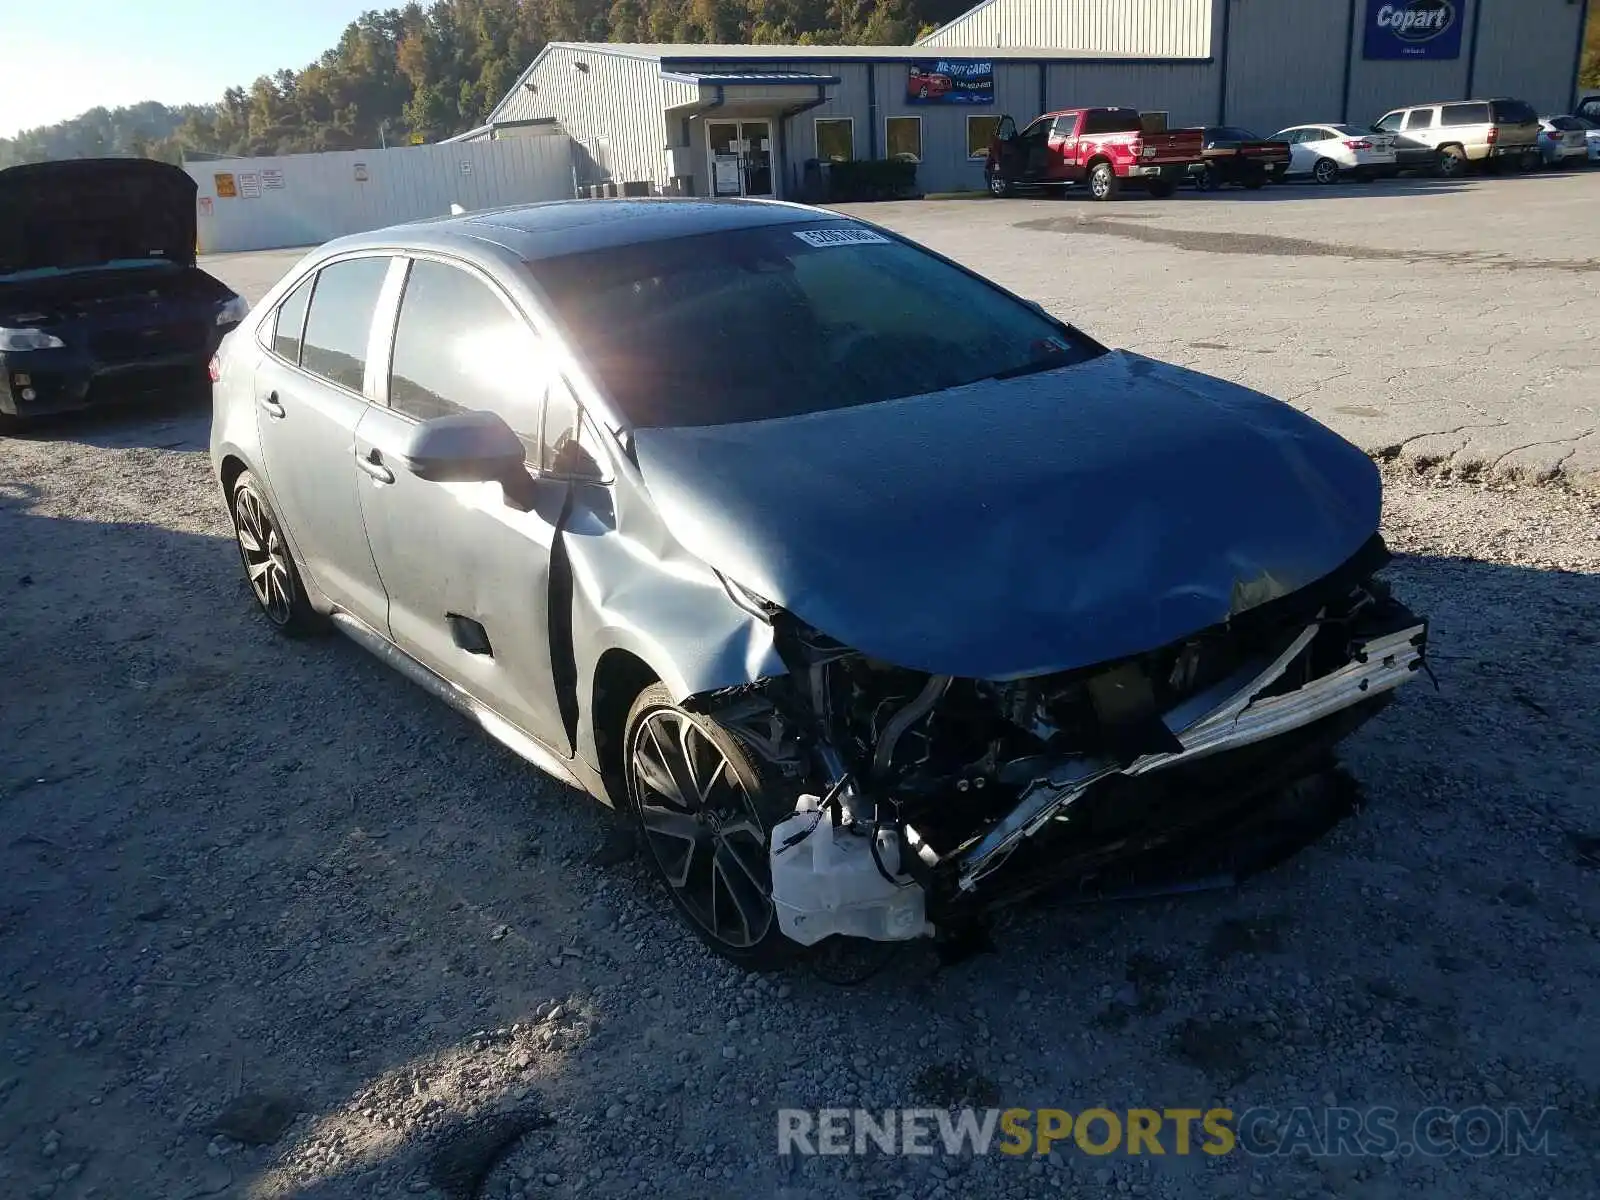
[1364,0,1465,60]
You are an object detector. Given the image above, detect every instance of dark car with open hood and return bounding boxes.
[210,198,1430,969]
[0,158,246,427]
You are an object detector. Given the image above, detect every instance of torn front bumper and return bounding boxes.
[944,610,1429,900]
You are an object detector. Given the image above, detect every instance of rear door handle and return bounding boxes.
[259,391,286,420]
[357,450,395,486]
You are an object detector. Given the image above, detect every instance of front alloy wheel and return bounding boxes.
[1312,158,1340,185]
[230,471,320,636]
[624,683,791,968]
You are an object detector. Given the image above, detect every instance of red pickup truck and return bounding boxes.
[986,107,1205,200]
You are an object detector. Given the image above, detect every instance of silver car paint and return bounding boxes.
[211,226,785,804]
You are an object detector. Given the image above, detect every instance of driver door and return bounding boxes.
[352,255,581,754]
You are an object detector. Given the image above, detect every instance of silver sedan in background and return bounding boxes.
[1537,116,1592,168]
[210,199,1428,968]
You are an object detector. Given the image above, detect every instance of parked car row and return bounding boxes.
[985,96,1598,199]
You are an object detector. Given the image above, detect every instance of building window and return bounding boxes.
[815,118,854,163]
[885,116,922,163]
[966,115,1001,160]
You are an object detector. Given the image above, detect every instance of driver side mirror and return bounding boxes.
[399,410,530,489]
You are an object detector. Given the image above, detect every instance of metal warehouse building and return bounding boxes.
[466,0,1592,198]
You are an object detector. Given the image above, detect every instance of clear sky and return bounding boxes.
[0,1,379,137]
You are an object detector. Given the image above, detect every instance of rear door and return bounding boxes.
[252,255,392,626]
[353,254,584,753]
[1397,107,1439,164]
[1045,114,1080,180]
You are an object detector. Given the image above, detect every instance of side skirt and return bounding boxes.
[328,610,585,792]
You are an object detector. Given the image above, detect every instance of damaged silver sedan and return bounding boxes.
[210,198,1428,967]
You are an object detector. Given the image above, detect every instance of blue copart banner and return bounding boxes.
[1363,0,1467,60]
[904,60,994,105]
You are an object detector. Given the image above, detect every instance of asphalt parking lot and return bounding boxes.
[2,175,1598,1200]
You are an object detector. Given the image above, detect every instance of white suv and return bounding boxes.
[1374,98,1541,177]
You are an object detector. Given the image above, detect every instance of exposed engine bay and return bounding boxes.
[687,535,1430,949]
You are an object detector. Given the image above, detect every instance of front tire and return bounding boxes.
[1311,157,1340,185]
[986,170,1014,198]
[624,683,794,969]
[229,470,322,637]
[1088,162,1120,201]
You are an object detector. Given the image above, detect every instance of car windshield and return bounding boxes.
[0,258,173,283]
[528,223,1101,428]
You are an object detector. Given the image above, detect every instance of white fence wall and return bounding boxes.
[189,136,574,254]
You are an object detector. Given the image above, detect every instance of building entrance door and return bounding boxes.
[707,120,775,198]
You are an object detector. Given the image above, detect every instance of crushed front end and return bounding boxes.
[689,536,1429,949]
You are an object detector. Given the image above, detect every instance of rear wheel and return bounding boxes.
[624,682,794,969]
[1088,161,1120,201]
[1311,157,1340,185]
[229,470,322,637]
[1435,145,1466,178]
[1193,165,1219,192]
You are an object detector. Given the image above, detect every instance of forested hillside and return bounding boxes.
[0,0,973,166]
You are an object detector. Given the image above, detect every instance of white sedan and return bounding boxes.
[1268,124,1400,184]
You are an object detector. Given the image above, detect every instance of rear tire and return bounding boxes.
[1193,165,1219,192]
[623,682,795,970]
[229,470,323,637]
[1088,161,1120,201]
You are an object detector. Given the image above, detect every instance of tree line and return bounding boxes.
[0,0,975,167]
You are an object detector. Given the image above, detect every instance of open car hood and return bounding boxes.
[0,158,197,280]
[633,351,1382,681]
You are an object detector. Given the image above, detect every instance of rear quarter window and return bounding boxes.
[1081,110,1142,136]
[1440,103,1491,126]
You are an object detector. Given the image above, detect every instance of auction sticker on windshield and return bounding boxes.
[794,228,892,248]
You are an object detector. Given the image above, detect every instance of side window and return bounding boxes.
[270,275,313,365]
[388,258,550,458]
[1374,112,1403,133]
[1050,116,1076,138]
[540,378,609,480]
[300,257,392,392]
[1403,109,1435,132]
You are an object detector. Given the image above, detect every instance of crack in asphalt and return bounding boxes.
[1018,214,1600,273]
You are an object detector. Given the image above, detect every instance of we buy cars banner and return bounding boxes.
[905,59,994,105]
[1363,0,1467,59]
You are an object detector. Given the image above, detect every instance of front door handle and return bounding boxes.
[259,391,286,420]
[357,450,395,486]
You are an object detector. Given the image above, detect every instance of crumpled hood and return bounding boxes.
[0,158,197,279]
[633,350,1381,680]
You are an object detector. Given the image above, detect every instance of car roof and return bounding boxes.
[318,197,835,263]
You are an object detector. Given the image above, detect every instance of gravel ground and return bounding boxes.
[2,398,1599,1200]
